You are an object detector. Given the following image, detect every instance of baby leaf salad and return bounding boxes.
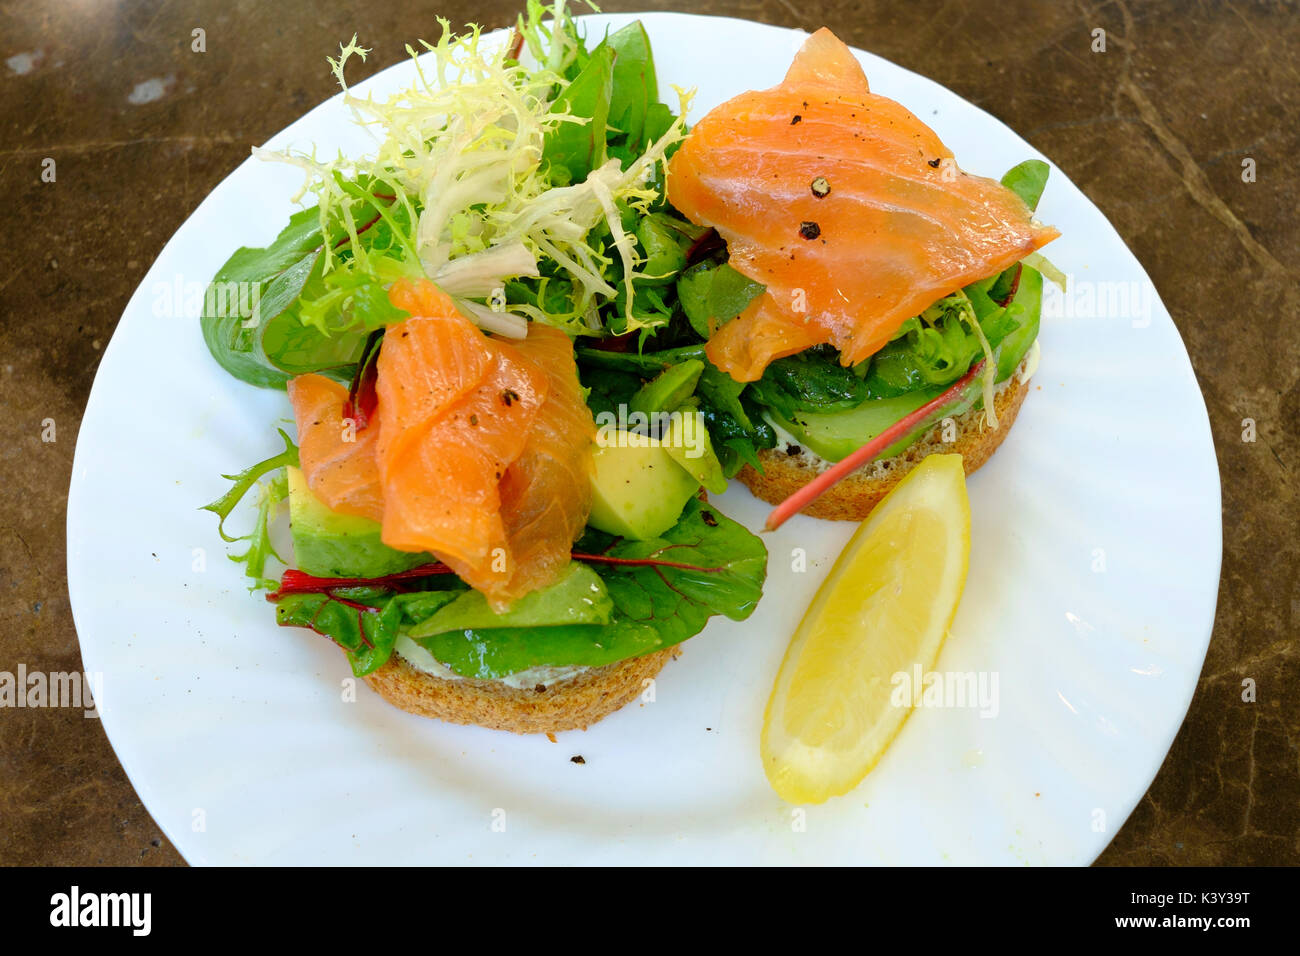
[202,2,768,682]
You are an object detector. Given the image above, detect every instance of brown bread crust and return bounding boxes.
[363,646,681,734]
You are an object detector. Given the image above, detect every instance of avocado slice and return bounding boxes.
[587,434,701,540]
[770,388,952,462]
[286,466,429,578]
[408,563,612,639]
[662,407,728,494]
[628,359,704,419]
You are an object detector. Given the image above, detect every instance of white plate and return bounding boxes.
[67,12,1220,865]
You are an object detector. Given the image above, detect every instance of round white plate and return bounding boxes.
[68,12,1220,865]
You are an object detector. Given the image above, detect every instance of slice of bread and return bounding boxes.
[364,646,681,734]
[739,360,1033,522]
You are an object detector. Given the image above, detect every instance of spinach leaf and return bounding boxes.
[543,42,614,185]
[579,363,642,419]
[634,212,699,284]
[576,343,706,375]
[750,347,868,417]
[696,363,753,431]
[1001,159,1050,212]
[605,21,658,153]
[415,498,767,678]
[200,210,328,389]
[200,202,407,389]
[677,262,765,337]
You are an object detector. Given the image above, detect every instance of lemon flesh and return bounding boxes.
[761,454,971,804]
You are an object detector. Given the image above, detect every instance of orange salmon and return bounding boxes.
[667,27,1060,382]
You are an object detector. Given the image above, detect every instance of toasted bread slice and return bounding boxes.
[364,646,680,734]
[739,359,1034,522]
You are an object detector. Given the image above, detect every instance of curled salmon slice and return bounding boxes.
[376,300,548,582]
[495,324,597,605]
[286,373,385,523]
[667,27,1060,382]
[289,278,595,612]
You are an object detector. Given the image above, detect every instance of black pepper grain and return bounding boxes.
[799,221,821,240]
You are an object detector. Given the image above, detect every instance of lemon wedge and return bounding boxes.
[761,454,971,804]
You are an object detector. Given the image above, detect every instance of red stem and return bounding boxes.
[765,359,987,531]
[269,563,456,600]
[269,549,729,602]
[570,552,726,573]
[333,211,383,249]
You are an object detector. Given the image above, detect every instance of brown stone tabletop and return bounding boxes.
[2,0,1295,866]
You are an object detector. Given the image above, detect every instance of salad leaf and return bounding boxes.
[578,362,642,418]
[229,470,289,591]
[543,41,614,185]
[677,261,765,337]
[275,592,404,677]
[605,21,659,153]
[200,210,327,389]
[696,363,753,431]
[517,0,592,79]
[634,213,692,284]
[1001,159,1050,212]
[415,498,767,677]
[200,429,299,543]
[749,347,869,417]
[861,304,983,397]
[993,265,1042,380]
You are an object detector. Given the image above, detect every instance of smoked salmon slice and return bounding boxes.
[496,325,597,604]
[287,373,386,523]
[376,283,548,593]
[289,278,597,610]
[667,27,1060,382]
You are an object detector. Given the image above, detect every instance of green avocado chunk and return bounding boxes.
[770,388,951,462]
[286,466,429,578]
[628,359,704,417]
[662,408,728,494]
[407,563,613,639]
[586,435,701,540]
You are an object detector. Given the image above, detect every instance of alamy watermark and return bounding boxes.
[595,405,708,459]
[1043,274,1155,328]
[891,665,999,718]
[0,666,102,717]
[153,274,262,327]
